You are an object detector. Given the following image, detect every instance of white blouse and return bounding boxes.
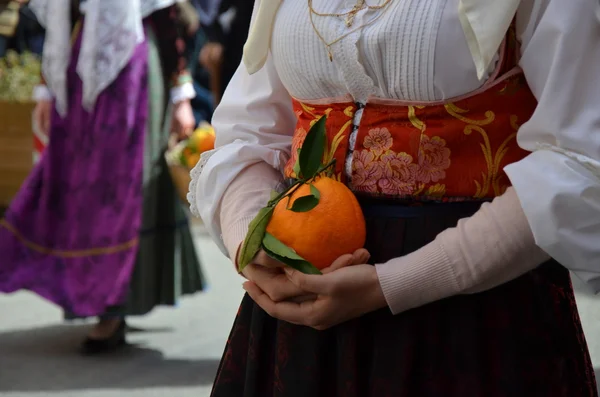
[190,0,600,292]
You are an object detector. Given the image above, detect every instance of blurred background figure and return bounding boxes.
[0,0,38,57]
[197,0,254,106]
[0,0,206,354]
[177,0,215,124]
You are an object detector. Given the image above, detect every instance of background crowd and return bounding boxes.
[0,0,254,354]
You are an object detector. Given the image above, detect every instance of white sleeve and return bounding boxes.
[170,82,196,103]
[504,0,600,292]
[32,84,53,102]
[188,2,296,256]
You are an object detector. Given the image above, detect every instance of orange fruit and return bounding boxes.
[266,176,366,270]
[197,131,215,153]
[187,153,201,169]
[190,125,216,154]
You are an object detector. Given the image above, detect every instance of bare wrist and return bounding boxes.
[369,266,387,311]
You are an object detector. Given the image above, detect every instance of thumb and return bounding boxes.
[284,268,332,295]
[254,249,285,268]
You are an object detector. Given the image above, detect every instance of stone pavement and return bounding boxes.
[0,225,244,397]
[0,224,599,396]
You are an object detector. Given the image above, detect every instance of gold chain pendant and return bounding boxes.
[344,0,365,27]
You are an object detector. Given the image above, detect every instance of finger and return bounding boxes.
[322,253,354,274]
[244,264,305,302]
[284,268,334,295]
[352,248,371,265]
[243,281,314,325]
[254,249,285,268]
[242,263,278,280]
[288,294,318,304]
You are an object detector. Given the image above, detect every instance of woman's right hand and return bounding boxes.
[34,100,52,135]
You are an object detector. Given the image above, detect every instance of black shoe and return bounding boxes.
[81,319,127,355]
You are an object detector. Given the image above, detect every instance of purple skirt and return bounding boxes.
[0,31,149,316]
[211,200,597,397]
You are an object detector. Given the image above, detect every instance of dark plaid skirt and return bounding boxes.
[211,200,597,397]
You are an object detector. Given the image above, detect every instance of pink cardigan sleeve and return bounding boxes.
[376,187,550,314]
[220,162,285,264]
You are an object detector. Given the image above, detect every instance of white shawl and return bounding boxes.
[30,0,183,117]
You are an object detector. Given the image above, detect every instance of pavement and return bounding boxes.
[0,223,599,396]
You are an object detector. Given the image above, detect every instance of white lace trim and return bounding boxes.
[170,82,196,104]
[188,148,218,217]
[32,84,53,102]
[31,0,70,116]
[29,0,181,117]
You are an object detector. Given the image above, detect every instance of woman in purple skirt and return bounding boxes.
[0,0,205,353]
[190,0,600,395]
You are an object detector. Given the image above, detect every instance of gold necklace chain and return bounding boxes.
[309,0,393,27]
[308,0,394,61]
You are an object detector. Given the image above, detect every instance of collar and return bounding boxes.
[458,0,521,80]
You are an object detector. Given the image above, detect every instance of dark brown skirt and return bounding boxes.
[211,200,597,397]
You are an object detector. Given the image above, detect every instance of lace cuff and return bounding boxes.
[170,82,196,104]
[188,149,217,218]
[32,85,53,102]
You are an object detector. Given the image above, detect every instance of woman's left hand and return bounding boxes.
[243,262,388,330]
[171,99,196,139]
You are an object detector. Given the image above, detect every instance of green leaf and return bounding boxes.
[238,206,274,272]
[263,249,323,275]
[292,148,302,177]
[289,194,319,212]
[270,189,280,201]
[310,184,321,199]
[262,233,322,275]
[299,116,327,180]
[262,232,304,260]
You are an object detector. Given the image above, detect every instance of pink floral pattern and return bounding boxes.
[378,152,417,195]
[351,128,452,197]
[363,128,393,155]
[415,136,451,183]
[352,150,383,193]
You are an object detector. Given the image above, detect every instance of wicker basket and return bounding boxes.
[0,101,34,207]
[168,162,192,205]
[165,134,193,205]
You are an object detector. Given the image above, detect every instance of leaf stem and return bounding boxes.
[266,159,337,208]
[267,179,303,207]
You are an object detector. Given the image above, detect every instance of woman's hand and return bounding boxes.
[199,42,225,106]
[33,100,52,135]
[199,42,224,72]
[243,258,387,330]
[242,248,370,304]
[171,99,195,139]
